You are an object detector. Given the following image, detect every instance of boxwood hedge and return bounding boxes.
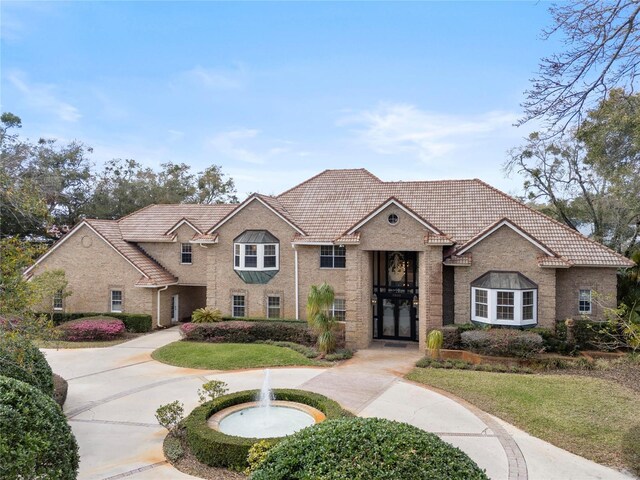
[0,334,53,395]
[251,417,489,480]
[184,388,352,470]
[0,376,79,480]
[180,321,317,346]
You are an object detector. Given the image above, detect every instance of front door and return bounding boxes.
[377,295,416,341]
[171,294,179,323]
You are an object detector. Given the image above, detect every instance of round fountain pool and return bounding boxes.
[208,400,326,438]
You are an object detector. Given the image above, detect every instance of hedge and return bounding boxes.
[0,334,54,395]
[180,321,317,346]
[0,376,79,480]
[59,317,126,341]
[461,329,544,358]
[184,388,352,470]
[48,312,152,333]
[251,417,488,480]
[555,319,621,351]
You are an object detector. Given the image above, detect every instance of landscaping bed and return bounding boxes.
[406,367,640,475]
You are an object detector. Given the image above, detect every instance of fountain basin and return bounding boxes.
[208,400,326,438]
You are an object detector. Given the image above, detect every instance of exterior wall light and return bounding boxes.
[412,295,419,308]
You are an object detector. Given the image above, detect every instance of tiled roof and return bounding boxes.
[276,169,633,267]
[85,219,178,287]
[118,204,236,242]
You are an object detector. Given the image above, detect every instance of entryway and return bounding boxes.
[375,294,417,341]
[171,294,179,324]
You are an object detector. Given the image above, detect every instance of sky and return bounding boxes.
[1,1,559,198]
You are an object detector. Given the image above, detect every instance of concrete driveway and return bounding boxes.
[42,328,634,480]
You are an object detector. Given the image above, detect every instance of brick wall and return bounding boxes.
[556,267,617,321]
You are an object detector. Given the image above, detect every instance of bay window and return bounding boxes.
[471,272,538,326]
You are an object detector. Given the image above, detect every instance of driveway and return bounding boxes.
[42,328,634,480]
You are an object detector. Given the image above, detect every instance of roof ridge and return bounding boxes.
[277,168,381,198]
[473,178,632,264]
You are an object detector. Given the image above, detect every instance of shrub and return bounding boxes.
[461,329,544,358]
[197,380,229,404]
[245,439,276,475]
[164,435,185,463]
[427,329,444,359]
[251,417,488,480]
[324,348,354,361]
[180,321,317,346]
[47,312,152,332]
[442,325,462,349]
[192,307,222,323]
[0,376,79,480]
[59,316,125,341]
[184,389,352,470]
[0,334,53,395]
[155,400,185,434]
[415,356,533,374]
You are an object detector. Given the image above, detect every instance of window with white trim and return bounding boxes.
[53,290,63,311]
[232,295,245,318]
[110,290,123,313]
[233,243,279,270]
[267,295,281,319]
[470,272,538,326]
[320,245,346,268]
[578,289,592,314]
[181,243,192,264]
[331,298,346,321]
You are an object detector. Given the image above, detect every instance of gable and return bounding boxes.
[213,199,299,240]
[460,224,549,259]
[208,196,304,235]
[456,219,555,257]
[356,203,433,251]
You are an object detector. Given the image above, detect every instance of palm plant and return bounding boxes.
[306,282,337,355]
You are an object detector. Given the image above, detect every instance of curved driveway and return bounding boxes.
[42,328,633,480]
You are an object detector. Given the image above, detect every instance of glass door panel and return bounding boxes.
[398,299,411,339]
[382,299,395,336]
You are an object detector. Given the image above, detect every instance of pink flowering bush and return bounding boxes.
[59,317,125,341]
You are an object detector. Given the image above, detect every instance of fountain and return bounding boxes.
[208,369,326,439]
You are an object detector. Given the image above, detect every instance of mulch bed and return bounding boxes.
[164,434,246,480]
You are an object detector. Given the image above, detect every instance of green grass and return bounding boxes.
[152,341,323,370]
[406,368,640,473]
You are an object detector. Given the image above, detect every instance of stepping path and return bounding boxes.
[41,329,634,480]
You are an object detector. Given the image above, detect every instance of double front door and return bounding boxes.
[376,295,417,341]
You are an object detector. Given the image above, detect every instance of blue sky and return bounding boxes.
[1,1,557,198]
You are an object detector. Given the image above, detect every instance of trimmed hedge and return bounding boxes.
[0,334,54,395]
[180,321,317,346]
[0,376,79,479]
[461,329,544,358]
[251,417,488,480]
[555,319,621,351]
[47,312,152,333]
[59,316,125,341]
[184,388,352,470]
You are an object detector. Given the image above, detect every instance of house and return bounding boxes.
[25,169,634,350]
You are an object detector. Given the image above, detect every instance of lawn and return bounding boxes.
[406,368,640,474]
[152,341,322,370]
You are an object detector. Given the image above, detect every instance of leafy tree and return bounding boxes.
[306,282,337,355]
[29,269,71,322]
[507,91,640,254]
[0,237,47,314]
[194,165,238,204]
[520,1,640,131]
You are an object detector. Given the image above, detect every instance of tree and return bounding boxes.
[29,269,71,322]
[506,90,640,254]
[193,165,238,204]
[306,282,337,355]
[0,237,47,315]
[520,1,640,131]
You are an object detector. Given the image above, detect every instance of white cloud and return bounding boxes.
[7,70,81,122]
[339,103,518,164]
[180,64,247,90]
[208,129,294,165]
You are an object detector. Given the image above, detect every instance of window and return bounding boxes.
[320,245,346,268]
[579,289,592,314]
[388,213,399,225]
[496,291,514,320]
[233,243,279,270]
[181,243,192,264]
[470,272,538,325]
[522,290,535,320]
[474,289,488,318]
[331,298,346,321]
[232,295,245,318]
[110,290,123,313]
[53,290,63,311]
[267,296,281,319]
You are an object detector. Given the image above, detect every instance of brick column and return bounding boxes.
[418,247,443,352]
[345,248,372,349]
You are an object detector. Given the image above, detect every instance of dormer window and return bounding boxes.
[234,230,280,284]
